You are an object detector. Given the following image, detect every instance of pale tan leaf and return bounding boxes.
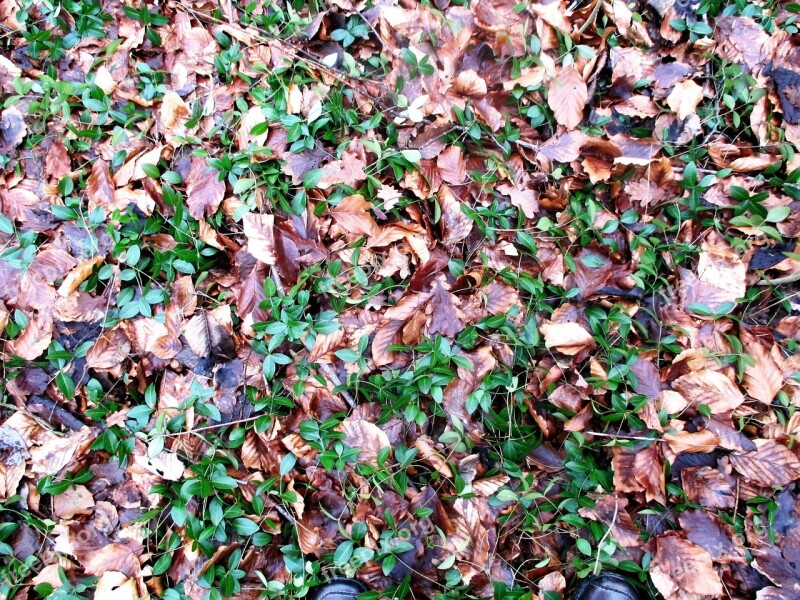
[95,572,139,600]
[243,213,276,265]
[317,142,367,190]
[452,69,487,97]
[415,436,453,477]
[497,182,538,218]
[663,429,720,454]
[53,484,95,519]
[548,67,587,130]
[540,320,595,355]
[667,80,704,120]
[438,184,473,245]
[472,474,510,497]
[87,159,118,214]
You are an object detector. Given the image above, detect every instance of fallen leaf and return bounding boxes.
[651,536,723,597]
[53,484,95,519]
[330,194,377,236]
[0,425,28,500]
[338,420,391,466]
[243,213,277,265]
[548,67,587,130]
[186,157,225,219]
[671,370,746,414]
[667,80,704,120]
[7,310,53,360]
[729,439,800,487]
[540,321,595,355]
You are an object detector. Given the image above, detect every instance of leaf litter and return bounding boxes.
[2,0,800,599]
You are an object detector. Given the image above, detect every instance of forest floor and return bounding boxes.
[3,0,800,598]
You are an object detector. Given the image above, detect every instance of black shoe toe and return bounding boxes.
[309,578,368,600]
[573,572,642,600]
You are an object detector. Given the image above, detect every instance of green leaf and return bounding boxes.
[141,163,161,179]
[173,259,196,274]
[333,540,354,566]
[280,453,297,476]
[438,554,456,570]
[0,214,14,235]
[334,348,361,362]
[576,538,593,556]
[232,518,260,536]
[56,371,75,400]
[495,489,518,502]
[766,206,791,223]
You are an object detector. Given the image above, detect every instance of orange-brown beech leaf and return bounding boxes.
[539,130,587,163]
[740,326,783,404]
[86,326,130,370]
[7,310,52,360]
[317,142,367,190]
[58,256,104,297]
[427,278,465,338]
[547,67,587,130]
[86,159,117,215]
[186,157,225,219]
[540,320,595,355]
[241,430,282,473]
[578,495,641,548]
[338,419,391,466]
[58,523,142,578]
[437,146,467,185]
[496,182,538,219]
[330,194,377,236]
[729,439,800,487]
[0,425,28,500]
[243,213,277,265]
[650,536,724,598]
[439,184,473,245]
[678,510,746,564]
[484,282,521,316]
[671,369,745,414]
[681,466,736,509]
[53,484,95,519]
[613,443,666,504]
[708,140,780,172]
[663,429,720,454]
[415,436,453,477]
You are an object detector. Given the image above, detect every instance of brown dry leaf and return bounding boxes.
[439,184,473,245]
[540,320,595,355]
[86,326,130,370]
[547,67,587,130]
[612,443,666,504]
[186,157,225,219]
[7,310,53,360]
[729,439,800,487]
[681,466,736,509]
[58,523,141,577]
[330,194,377,236]
[472,474,510,497]
[53,484,95,519]
[338,420,391,466]
[671,369,746,414]
[578,495,641,548]
[182,309,236,360]
[496,182,538,219]
[415,436,453,477]
[427,278,465,337]
[437,146,467,185]
[537,573,566,600]
[667,80,704,120]
[663,429,720,454]
[86,159,118,215]
[243,213,276,265]
[58,256,104,297]
[317,142,367,190]
[0,425,28,500]
[452,69,488,97]
[651,536,723,597]
[740,327,783,404]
